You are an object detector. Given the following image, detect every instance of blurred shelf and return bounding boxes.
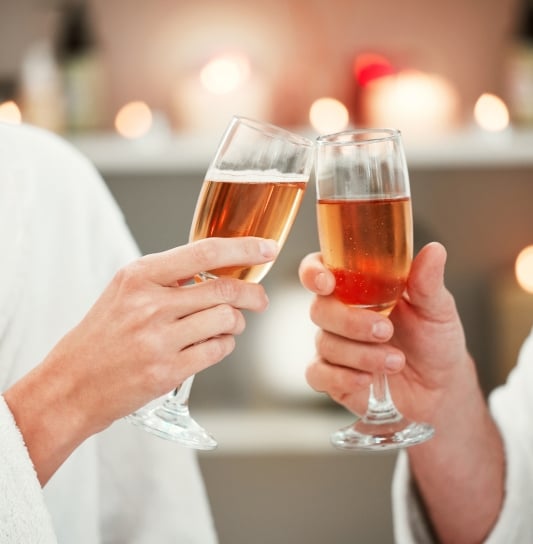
[68,131,220,176]
[68,126,533,177]
[403,127,533,169]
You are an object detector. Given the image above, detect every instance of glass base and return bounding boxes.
[127,405,218,451]
[331,416,434,452]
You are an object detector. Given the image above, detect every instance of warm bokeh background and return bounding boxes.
[1,1,533,542]
[0,0,530,133]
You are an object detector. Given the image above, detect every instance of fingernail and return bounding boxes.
[385,353,403,371]
[372,320,392,339]
[260,239,279,259]
[315,272,328,292]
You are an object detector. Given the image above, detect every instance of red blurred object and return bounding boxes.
[353,53,395,86]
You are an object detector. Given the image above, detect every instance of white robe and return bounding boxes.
[0,122,217,543]
[392,326,533,543]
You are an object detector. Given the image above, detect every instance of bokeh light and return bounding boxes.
[364,70,458,137]
[515,245,533,294]
[200,53,251,95]
[309,97,349,134]
[114,101,153,139]
[474,93,510,132]
[0,100,22,124]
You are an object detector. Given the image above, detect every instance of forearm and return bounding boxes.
[408,359,505,544]
[3,353,93,486]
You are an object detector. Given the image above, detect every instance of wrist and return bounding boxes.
[415,350,483,434]
[3,353,95,486]
[406,355,505,544]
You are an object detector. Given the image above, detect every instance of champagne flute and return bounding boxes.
[315,128,434,451]
[129,116,313,449]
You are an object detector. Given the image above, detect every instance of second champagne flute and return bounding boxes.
[129,116,314,449]
[315,128,434,451]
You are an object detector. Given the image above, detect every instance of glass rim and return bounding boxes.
[316,128,401,147]
[231,115,314,148]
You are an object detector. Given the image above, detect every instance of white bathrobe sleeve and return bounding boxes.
[0,396,57,543]
[392,326,533,543]
[0,122,217,543]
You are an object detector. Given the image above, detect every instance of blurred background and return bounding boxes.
[1,0,533,541]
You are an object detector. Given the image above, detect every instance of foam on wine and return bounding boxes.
[205,168,309,183]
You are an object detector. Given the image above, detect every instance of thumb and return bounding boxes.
[299,252,336,295]
[405,242,455,321]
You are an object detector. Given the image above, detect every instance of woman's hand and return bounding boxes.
[4,236,278,484]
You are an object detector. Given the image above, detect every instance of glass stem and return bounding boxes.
[163,375,195,412]
[364,372,402,423]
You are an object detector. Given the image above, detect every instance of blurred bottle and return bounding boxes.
[507,0,533,125]
[56,3,107,132]
[19,39,66,132]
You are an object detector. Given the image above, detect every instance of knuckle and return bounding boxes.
[112,264,135,289]
[242,238,256,259]
[213,277,240,303]
[203,335,236,362]
[112,261,164,319]
[190,239,219,270]
[309,297,321,325]
[345,311,362,336]
[315,329,333,358]
[232,313,246,335]
[304,361,322,391]
[217,304,243,331]
[113,260,146,292]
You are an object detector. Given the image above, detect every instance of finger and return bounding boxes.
[140,237,279,286]
[174,304,247,351]
[405,242,456,322]
[306,357,372,395]
[169,278,269,319]
[315,330,405,374]
[309,296,394,343]
[174,334,238,379]
[298,252,336,295]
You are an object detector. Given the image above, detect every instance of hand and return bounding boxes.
[299,242,505,544]
[298,242,479,424]
[4,236,278,484]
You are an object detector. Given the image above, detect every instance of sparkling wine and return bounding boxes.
[317,197,412,312]
[190,177,307,283]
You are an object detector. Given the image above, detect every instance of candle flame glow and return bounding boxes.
[114,101,153,139]
[0,100,22,124]
[200,53,251,95]
[309,97,349,134]
[353,53,394,86]
[364,70,458,137]
[474,93,509,132]
[516,245,533,294]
